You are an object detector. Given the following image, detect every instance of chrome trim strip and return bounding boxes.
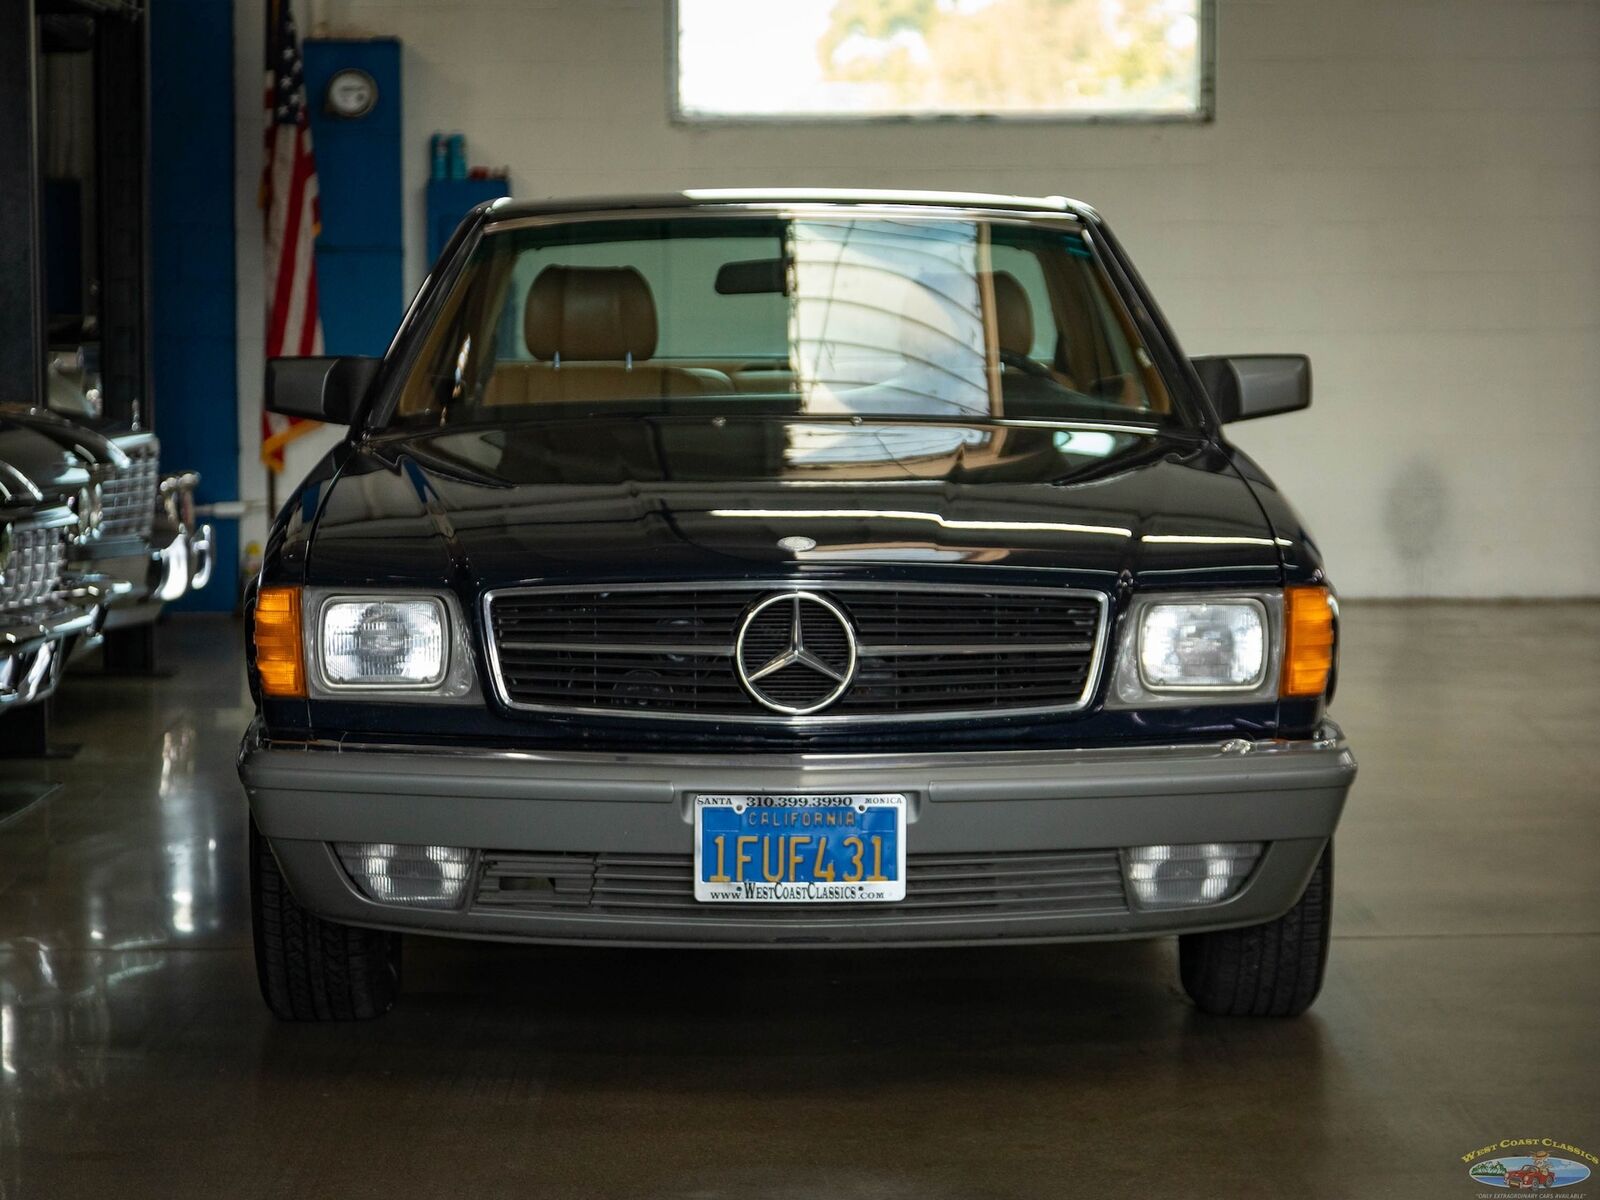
[499,639,735,657]
[1,601,97,653]
[247,720,1350,768]
[497,639,1092,658]
[482,204,1089,238]
[938,418,1160,435]
[480,580,1110,726]
[487,578,1102,596]
[863,641,1093,657]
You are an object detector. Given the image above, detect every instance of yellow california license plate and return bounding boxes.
[692,794,907,903]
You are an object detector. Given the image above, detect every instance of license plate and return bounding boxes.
[693,794,907,903]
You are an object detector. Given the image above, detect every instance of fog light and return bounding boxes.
[1124,842,1262,909]
[334,842,474,909]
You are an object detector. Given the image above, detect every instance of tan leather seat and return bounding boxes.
[987,270,1033,358]
[485,266,731,406]
[730,364,798,394]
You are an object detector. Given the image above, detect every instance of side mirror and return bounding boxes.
[1191,354,1311,423]
[265,356,381,425]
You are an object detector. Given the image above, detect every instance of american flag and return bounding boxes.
[259,0,322,472]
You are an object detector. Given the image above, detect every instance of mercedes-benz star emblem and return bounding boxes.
[734,592,857,716]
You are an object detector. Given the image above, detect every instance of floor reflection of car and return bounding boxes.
[239,190,1356,1023]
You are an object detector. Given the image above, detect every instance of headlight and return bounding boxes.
[1138,600,1266,689]
[320,597,447,688]
[1110,592,1283,707]
[295,589,478,699]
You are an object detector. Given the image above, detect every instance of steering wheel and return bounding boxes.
[998,349,1055,380]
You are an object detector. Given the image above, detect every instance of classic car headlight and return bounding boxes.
[299,590,478,699]
[1111,592,1286,707]
[321,598,447,687]
[253,588,477,700]
[1138,599,1266,690]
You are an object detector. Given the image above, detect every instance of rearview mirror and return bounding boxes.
[714,258,788,295]
[265,356,381,425]
[1191,355,1311,423]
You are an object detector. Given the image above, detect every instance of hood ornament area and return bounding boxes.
[777,535,817,552]
[734,592,857,715]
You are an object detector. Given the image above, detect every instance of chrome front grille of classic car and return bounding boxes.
[0,524,67,613]
[484,582,1108,723]
[100,438,160,539]
[474,849,1129,920]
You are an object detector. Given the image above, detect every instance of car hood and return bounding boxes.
[306,418,1282,593]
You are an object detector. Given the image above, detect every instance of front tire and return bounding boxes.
[1178,842,1332,1017]
[250,819,401,1020]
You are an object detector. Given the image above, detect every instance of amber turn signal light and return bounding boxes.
[254,586,305,698]
[1282,585,1335,697]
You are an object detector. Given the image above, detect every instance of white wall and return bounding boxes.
[235,0,1600,597]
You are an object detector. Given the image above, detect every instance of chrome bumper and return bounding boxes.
[241,722,1357,948]
[150,519,214,602]
[77,519,215,632]
[1,603,97,711]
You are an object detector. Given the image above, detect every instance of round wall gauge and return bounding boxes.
[325,69,378,119]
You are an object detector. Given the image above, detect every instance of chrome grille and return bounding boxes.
[475,849,1129,920]
[0,524,67,613]
[485,582,1107,723]
[101,437,160,539]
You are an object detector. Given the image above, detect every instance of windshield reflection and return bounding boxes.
[791,218,993,416]
[397,213,1178,430]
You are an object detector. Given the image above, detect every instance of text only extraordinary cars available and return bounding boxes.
[239,190,1356,1020]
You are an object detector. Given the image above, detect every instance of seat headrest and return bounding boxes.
[524,266,658,361]
[988,271,1033,358]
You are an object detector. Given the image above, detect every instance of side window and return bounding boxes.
[989,231,1170,414]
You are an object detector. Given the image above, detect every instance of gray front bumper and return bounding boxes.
[240,723,1356,948]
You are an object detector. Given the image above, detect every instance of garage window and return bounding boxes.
[672,0,1211,123]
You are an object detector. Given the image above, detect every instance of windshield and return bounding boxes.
[391,213,1180,429]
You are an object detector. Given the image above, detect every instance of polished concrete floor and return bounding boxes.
[1,604,1595,1199]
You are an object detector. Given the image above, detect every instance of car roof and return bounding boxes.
[481,188,1100,224]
